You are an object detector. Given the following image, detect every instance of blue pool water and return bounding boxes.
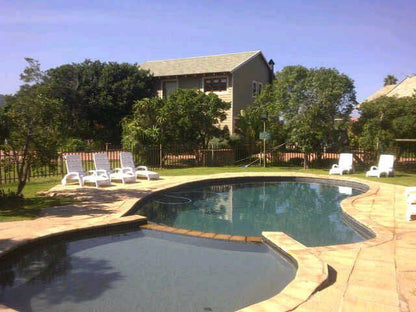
[135,180,370,246]
[0,229,295,312]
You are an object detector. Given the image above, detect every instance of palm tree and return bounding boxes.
[383,75,398,86]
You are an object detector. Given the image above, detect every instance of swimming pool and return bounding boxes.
[133,178,372,246]
[0,229,296,312]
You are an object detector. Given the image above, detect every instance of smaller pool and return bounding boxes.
[0,229,295,312]
[133,179,372,246]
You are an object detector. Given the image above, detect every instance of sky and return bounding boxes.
[1,0,415,102]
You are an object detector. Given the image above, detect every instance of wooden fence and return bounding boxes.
[1,146,415,185]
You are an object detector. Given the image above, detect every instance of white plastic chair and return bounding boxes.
[93,153,136,184]
[405,187,416,221]
[366,154,395,178]
[120,151,159,181]
[61,154,110,187]
[329,153,353,175]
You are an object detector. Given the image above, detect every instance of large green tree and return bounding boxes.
[235,84,285,153]
[45,60,155,146]
[244,66,356,168]
[353,96,416,155]
[122,89,230,150]
[1,59,64,195]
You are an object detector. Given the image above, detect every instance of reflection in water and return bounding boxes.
[137,182,368,246]
[0,230,295,312]
[0,238,124,311]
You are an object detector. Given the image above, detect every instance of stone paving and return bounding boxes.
[0,172,415,312]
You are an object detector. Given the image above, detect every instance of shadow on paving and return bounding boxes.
[40,187,152,218]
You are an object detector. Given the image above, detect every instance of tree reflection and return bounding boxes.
[0,242,70,290]
[0,237,123,311]
[136,181,365,246]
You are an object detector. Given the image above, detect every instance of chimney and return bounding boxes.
[268,59,275,83]
[268,59,275,72]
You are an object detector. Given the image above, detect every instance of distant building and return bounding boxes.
[140,51,274,133]
[360,75,416,105]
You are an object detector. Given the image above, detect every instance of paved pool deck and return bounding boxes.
[0,172,415,312]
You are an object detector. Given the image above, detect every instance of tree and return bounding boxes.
[383,75,398,86]
[20,57,44,85]
[273,66,356,168]
[1,60,64,195]
[164,89,230,149]
[353,96,416,155]
[45,60,155,145]
[122,97,168,149]
[235,84,285,153]
[122,89,230,150]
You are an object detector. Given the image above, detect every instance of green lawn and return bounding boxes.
[157,166,416,186]
[1,167,415,222]
[0,177,77,222]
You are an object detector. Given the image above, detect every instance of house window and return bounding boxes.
[252,81,257,97]
[162,80,178,99]
[258,82,263,95]
[204,77,227,92]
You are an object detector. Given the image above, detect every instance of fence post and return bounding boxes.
[60,151,64,177]
[159,144,163,169]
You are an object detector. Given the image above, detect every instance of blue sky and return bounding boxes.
[1,0,415,102]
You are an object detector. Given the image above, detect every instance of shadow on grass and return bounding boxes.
[0,196,78,221]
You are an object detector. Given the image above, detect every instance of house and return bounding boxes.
[362,75,416,103]
[139,50,274,133]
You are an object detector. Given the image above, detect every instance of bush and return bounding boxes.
[0,188,23,209]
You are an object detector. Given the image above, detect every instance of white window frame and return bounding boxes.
[202,76,229,94]
[258,82,263,95]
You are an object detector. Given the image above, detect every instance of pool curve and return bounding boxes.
[127,176,375,245]
[0,173,386,312]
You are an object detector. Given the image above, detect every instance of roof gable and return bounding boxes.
[140,51,267,77]
[363,75,416,103]
[388,76,416,98]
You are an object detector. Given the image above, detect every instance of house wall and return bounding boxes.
[178,76,202,89]
[232,54,271,129]
[151,53,272,134]
[154,74,234,132]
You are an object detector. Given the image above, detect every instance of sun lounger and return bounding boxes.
[406,187,416,221]
[61,154,110,187]
[366,154,395,178]
[120,151,159,181]
[329,153,353,175]
[93,152,136,184]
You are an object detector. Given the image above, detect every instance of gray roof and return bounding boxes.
[140,50,264,77]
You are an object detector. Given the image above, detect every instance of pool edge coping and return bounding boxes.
[0,172,401,312]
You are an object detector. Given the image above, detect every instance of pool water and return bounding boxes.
[135,181,367,246]
[0,229,295,312]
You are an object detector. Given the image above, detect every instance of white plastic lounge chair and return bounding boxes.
[366,154,395,178]
[405,187,416,199]
[120,151,159,181]
[329,153,353,175]
[405,187,416,221]
[93,152,136,184]
[61,154,110,187]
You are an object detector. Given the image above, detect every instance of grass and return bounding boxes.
[0,177,78,222]
[157,166,416,186]
[0,166,415,222]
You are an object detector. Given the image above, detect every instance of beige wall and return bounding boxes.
[152,55,271,133]
[232,54,271,129]
[154,74,234,132]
